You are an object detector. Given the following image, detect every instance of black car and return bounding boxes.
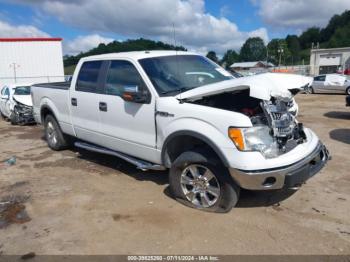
[346,95,350,107]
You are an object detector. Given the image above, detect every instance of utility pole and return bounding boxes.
[278,48,284,67]
[9,63,20,83]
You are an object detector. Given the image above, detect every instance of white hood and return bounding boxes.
[13,95,33,107]
[176,73,313,101]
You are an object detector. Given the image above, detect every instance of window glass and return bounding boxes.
[4,88,10,96]
[314,75,326,81]
[105,60,146,96]
[139,55,232,96]
[76,61,102,92]
[14,86,31,95]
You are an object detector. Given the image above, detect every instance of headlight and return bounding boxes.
[228,126,280,158]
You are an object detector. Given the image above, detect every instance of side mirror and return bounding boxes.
[1,94,9,100]
[121,85,150,104]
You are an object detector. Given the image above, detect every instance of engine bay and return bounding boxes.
[192,89,307,157]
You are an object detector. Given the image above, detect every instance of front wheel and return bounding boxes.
[306,86,314,94]
[346,87,350,95]
[44,115,70,150]
[169,150,240,213]
[10,108,19,125]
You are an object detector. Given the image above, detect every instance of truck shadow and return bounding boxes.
[236,189,297,208]
[324,111,350,120]
[74,148,168,185]
[74,148,297,208]
[329,129,350,145]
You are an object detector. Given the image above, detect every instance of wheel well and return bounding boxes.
[162,133,228,168]
[40,106,55,123]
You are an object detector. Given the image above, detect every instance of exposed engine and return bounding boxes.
[192,88,306,157]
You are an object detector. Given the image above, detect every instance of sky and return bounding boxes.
[0,0,349,55]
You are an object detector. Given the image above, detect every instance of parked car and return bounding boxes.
[307,74,350,94]
[31,51,329,212]
[0,83,35,125]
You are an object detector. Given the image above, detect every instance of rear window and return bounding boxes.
[76,61,103,92]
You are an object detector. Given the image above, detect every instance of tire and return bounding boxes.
[169,149,240,213]
[346,87,350,95]
[10,109,18,125]
[306,86,314,94]
[44,114,70,150]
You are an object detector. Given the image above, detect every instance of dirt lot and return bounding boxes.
[0,94,349,255]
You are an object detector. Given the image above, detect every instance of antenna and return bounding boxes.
[172,22,181,100]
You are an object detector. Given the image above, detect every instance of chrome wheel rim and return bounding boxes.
[180,164,220,208]
[47,121,57,146]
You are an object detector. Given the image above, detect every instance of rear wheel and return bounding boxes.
[44,115,70,150]
[169,150,240,213]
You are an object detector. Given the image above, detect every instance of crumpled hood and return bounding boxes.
[176,73,313,101]
[13,95,33,107]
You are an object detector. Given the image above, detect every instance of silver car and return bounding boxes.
[307,74,350,95]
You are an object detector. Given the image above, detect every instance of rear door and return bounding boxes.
[97,59,159,163]
[69,60,106,144]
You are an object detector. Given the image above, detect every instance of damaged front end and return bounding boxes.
[191,88,307,159]
[12,99,35,125]
[242,95,306,158]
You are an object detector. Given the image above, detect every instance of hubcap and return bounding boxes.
[47,121,57,145]
[180,164,220,208]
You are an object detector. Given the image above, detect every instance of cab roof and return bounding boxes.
[82,50,198,62]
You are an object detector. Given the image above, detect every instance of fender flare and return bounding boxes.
[161,130,230,168]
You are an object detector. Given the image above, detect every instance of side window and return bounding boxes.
[4,88,10,96]
[105,60,146,96]
[314,75,325,81]
[76,61,103,92]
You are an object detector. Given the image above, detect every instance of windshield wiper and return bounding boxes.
[161,87,194,95]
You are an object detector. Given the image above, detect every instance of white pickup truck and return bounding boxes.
[32,51,329,212]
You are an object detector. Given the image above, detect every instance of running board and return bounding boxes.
[74,142,166,171]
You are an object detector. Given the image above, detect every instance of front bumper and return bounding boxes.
[229,142,330,190]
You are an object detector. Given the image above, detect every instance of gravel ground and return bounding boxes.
[0,93,349,255]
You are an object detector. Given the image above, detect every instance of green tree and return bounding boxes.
[206,51,219,63]
[64,38,186,67]
[221,49,239,69]
[299,27,321,49]
[328,25,350,48]
[286,35,301,65]
[239,37,266,62]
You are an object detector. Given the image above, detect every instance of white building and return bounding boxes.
[310,47,350,76]
[0,38,65,85]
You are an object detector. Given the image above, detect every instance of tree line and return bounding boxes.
[210,10,350,68]
[64,10,349,69]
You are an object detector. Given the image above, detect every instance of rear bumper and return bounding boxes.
[229,142,330,190]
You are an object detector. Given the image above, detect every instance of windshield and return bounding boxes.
[14,86,31,95]
[139,55,233,96]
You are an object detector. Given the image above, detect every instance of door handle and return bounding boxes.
[99,102,107,112]
[71,98,77,106]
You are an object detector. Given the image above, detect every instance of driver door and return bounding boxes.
[97,59,159,163]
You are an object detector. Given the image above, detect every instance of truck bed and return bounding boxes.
[31,81,72,132]
[33,81,70,90]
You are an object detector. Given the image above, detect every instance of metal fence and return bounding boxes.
[0,75,72,85]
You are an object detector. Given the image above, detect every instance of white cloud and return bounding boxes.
[252,0,350,31]
[9,0,269,54]
[63,34,114,55]
[0,20,49,37]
